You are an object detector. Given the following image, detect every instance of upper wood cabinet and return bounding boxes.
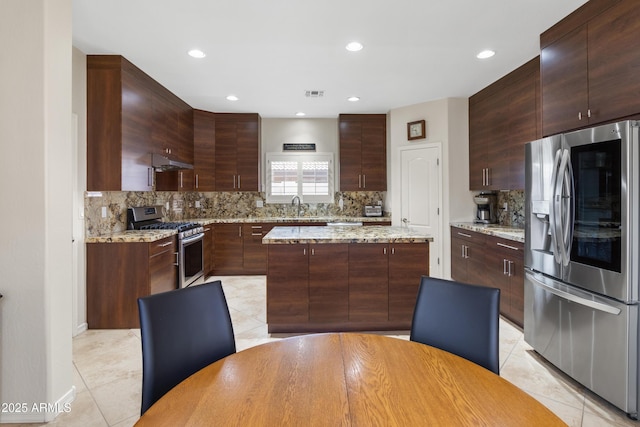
[214,113,261,191]
[193,109,216,191]
[541,0,640,135]
[469,57,540,191]
[339,114,387,191]
[87,55,194,192]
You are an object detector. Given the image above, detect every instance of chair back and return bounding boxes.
[138,280,236,414]
[410,276,500,374]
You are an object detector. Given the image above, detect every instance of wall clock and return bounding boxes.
[407,120,426,140]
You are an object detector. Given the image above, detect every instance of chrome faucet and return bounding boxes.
[291,195,301,217]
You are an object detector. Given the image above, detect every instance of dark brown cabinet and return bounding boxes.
[389,243,430,323]
[203,225,213,277]
[541,0,640,135]
[348,244,389,322]
[87,55,194,192]
[242,223,274,273]
[86,236,177,328]
[469,57,540,191]
[450,226,524,327]
[213,224,244,274]
[266,244,309,325]
[266,241,430,332]
[193,109,216,191]
[215,113,261,191]
[339,114,387,191]
[450,227,488,285]
[309,244,349,323]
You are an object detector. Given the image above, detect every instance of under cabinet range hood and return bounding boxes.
[152,153,193,171]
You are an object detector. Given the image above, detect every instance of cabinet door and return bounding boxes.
[450,236,467,283]
[348,244,388,322]
[361,117,387,191]
[121,68,153,191]
[339,119,362,191]
[484,247,511,319]
[243,223,273,273]
[203,226,213,276]
[508,66,539,190]
[588,0,640,125]
[193,110,216,191]
[213,224,243,273]
[267,245,309,323]
[149,247,177,295]
[485,89,509,190]
[508,251,525,327]
[309,244,349,322]
[541,25,589,136]
[388,243,429,323]
[468,97,488,191]
[465,240,489,287]
[236,118,260,191]
[214,119,238,191]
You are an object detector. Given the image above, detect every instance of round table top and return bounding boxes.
[135,333,566,426]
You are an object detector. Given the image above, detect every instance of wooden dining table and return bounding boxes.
[135,333,566,426]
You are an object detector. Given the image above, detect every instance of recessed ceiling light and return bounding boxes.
[188,49,206,59]
[347,96,360,102]
[295,112,306,117]
[226,95,239,101]
[346,41,364,52]
[476,50,495,59]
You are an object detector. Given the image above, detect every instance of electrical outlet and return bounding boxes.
[256,200,264,208]
[101,207,107,218]
[195,200,201,208]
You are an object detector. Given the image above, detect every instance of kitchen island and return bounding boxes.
[263,225,432,333]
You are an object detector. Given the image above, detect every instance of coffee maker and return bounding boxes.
[474,193,497,224]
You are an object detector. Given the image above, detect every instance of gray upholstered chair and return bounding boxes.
[137,280,236,414]
[410,276,500,374]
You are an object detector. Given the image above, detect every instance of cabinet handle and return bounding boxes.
[461,244,465,258]
[391,247,395,255]
[358,175,362,188]
[503,259,508,275]
[204,227,211,232]
[457,232,472,238]
[482,168,486,186]
[148,168,154,187]
[233,175,236,189]
[587,109,591,118]
[497,242,519,251]
[252,225,262,229]
[465,245,469,259]
[251,232,262,236]
[158,241,173,248]
[383,247,387,255]
[238,226,242,237]
[363,174,366,189]
[195,174,199,189]
[179,171,183,188]
[303,248,307,255]
[508,260,514,277]
[238,175,241,189]
[311,248,315,256]
[174,251,179,266]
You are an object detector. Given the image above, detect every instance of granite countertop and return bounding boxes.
[192,216,391,225]
[86,229,177,243]
[450,222,524,243]
[86,216,391,243]
[263,225,433,244]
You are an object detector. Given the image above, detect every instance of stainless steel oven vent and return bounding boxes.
[305,90,324,98]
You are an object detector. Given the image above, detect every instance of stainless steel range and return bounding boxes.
[127,206,205,288]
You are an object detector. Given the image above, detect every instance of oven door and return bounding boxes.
[180,232,204,288]
[563,121,638,302]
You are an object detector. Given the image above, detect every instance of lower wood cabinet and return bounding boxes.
[266,242,429,332]
[86,236,177,329]
[203,225,213,276]
[450,226,524,327]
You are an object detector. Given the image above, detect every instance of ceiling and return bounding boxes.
[72,0,587,118]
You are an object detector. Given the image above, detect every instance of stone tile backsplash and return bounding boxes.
[496,190,525,228]
[85,191,386,237]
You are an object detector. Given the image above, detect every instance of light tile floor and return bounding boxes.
[8,275,638,426]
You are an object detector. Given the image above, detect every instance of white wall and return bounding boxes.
[388,98,474,279]
[261,118,339,191]
[0,0,74,422]
[72,48,88,335]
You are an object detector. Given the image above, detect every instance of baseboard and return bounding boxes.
[74,322,88,336]
[0,385,76,423]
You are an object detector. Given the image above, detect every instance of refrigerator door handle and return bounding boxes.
[559,149,574,265]
[527,272,622,315]
[550,149,563,264]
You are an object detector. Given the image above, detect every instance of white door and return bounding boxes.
[400,144,442,278]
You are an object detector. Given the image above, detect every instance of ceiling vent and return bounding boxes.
[305,90,325,98]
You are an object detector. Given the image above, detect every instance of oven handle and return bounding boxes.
[182,232,204,245]
[527,272,621,315]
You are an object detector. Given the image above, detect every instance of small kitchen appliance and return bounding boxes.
[473,193,496,224]
[127,206,204,288]
[363,205,383,217]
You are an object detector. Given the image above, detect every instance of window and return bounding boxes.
[266,152,334,203]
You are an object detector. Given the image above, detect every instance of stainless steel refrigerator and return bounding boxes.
[524,120,640,418]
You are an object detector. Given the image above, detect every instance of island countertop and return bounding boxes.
[263,225,433,244]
